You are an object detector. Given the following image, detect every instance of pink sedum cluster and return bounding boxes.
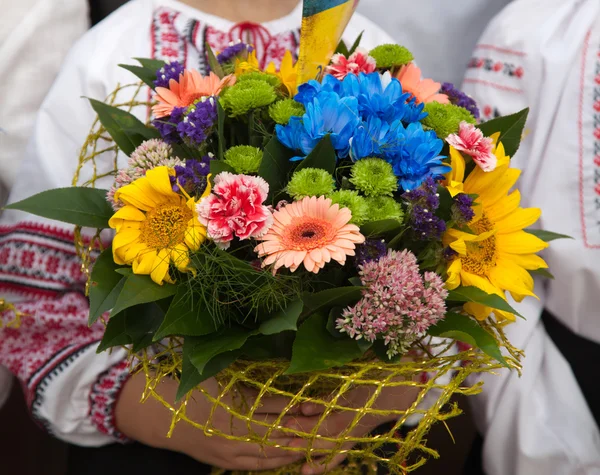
[446,121,497,172]
[325,48,377,80]
[196,172,273,249]
[337,249,448,358]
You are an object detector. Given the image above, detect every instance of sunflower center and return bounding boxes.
[140,203,193,250]
[284,218,333,250]
[460,214,497,276]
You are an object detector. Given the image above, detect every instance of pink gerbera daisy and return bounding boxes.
[446,121,497,172]
[395,63,449,104]
[254,196,365,274]
[325,48,377,80]
[152,69,236,118]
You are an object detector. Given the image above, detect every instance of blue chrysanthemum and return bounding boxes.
[385,122,449,191]
[349,116,391,161]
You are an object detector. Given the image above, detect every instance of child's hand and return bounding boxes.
[116,372,310,471]
[285,382,420,475]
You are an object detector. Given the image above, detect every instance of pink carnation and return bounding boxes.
[446,121,497,172]
[196,172,273,249]
[325,48,377,80]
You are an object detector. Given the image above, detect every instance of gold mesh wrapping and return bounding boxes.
[74,84,523,474]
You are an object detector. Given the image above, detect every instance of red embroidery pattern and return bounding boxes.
[89,359,131,442]
[475,44,527,57]
[468,56,524,79]
[0,223,87,298]
[152,8,188,65]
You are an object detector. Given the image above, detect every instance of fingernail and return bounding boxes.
[301,403,320,416]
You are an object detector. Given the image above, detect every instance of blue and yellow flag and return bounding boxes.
[296,0,360,85]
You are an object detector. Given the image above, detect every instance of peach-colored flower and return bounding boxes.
[395,63,449,104]
[152,70,236,118]
[254,196,365,274]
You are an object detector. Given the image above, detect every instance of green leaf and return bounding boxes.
[360,219,404,237]
[217,101,226,160]
[302,286,364,316]
[97,302,165,352]
[295,135,337,175]
[134,57,167,71]
[348,277,362,287]
[205,43,225,78]
[210,160,235,179]
[4,187,114,229]
[154,286,217,340]
[259,299,304,335]
[110,274,177,318]
[446,286,523,319]
[258,136,296,203]
[530,268,555,279]
[118,64,158,89]
[478,108,529,158]
[186,327,255,375]
[335,39,349,56]
[286,313,363,374]
[428,312,508,366]
[348,32,364,55]
[525,229,572,242]
[89,99,160,156]
[89,247,125,324]
[372,340,401,363]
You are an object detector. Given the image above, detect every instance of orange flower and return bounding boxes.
[255,196,365,274]
[395,63,449,104]
[152,70,236,118]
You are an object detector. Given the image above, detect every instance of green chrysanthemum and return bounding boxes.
[421,102,477,139]
[287,168,335,200]
[328,190,368,225]
[365,196,404,223]
[369,44,414,69]
[224,145,263,174]
[220,79,277,117]
[269,99,305,125]
[237,71,281,87]
[350,158,398,197]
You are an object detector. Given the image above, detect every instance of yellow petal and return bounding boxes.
[150,249,171,285]
[185,221,206,251]
[445,259,462,290]
[466,166,520,208]
[448,147,466,183]
[464,302,492,321]
[497,252,548,270]
[133,249,158,275]
[496,231,549,254]
[171,244,190,272]
[124,242,148,263]
[112,228,141,253]
[488,258,537,299]
[146,166,178,199]
[485,190,521,223]
[460,270,500,296]
[116,176,163,211]
[495,207,541,235]
[450,239,467,255]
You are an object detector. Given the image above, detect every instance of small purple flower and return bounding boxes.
[154,61,185,89]
[152,107,185,144]
[452,194,475,225]
[442,247,458,261]
[403,177,446,241]
[217,41,254,64]
[171,156,212,197]
[441,82,480,120]
[177,99,217,146]
[355,239,387,267]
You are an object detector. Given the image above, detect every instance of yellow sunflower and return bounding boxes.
[265,50,298,96]
[108,166,210,285]
[235,50,260,76]
[443,140,549,322]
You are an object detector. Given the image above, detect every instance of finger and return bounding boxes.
[300,401,326,417]
[237,386,301,415]
[235,452,306,471]
[301,452,348,475]
[230,412,298,439]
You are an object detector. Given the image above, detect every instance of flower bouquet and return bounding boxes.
[6,1,565,472]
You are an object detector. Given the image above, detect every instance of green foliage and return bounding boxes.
[295,135,337,175]
[258,136,297,203]
[364,196,404,222]
[89,99,160,156]
[360,219,404,238]
[350,158,398,197]
[525,229,572,242]
[109,273,177,318]
[348,32,364,56]
[287,167,335,200]
[447,286,523,318]
[269,99,305,125]
[428,312,508,366]
[217,101,226,160]
[89,247,125,324]
[224,145,264,174]
[286,313,364,374]
[422,102,476,139]
[328,190,368,225]
[205,43,225,78]
[119,58,167,89]
[221,79,277,117]
[302,286,364,317]
[4,187,114,229]
[369,44,414,69]
[258,299,304,335]
[185,327,255,374]
[478,108,529,158]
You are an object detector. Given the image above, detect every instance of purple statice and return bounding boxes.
[171,155,212,197]
[337,249,448,358]
[441,82,480,120]
[452,194,475,225]
[355,239,387,268]
[442,247,458,261]
[402,177,446,240]
[217,41,254,64]
[154,61,185,89]
[177,99,217,146]
[152,107,185,144]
